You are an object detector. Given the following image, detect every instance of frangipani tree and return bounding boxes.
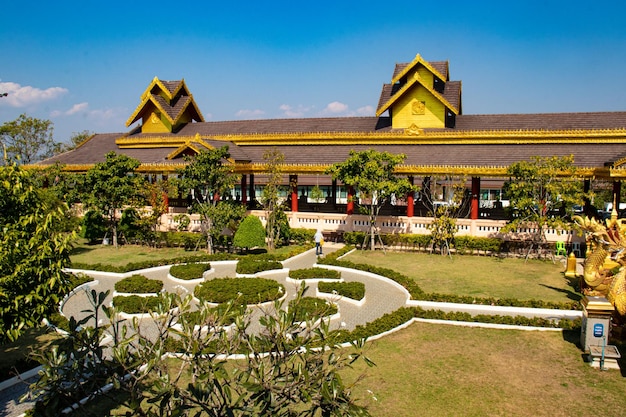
[326,149,416,251]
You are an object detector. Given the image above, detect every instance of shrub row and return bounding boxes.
[194,278,284,304]
[289,297,338,322]
[343,232,503,254]
[114,274,163,293]
[169,263,211,280]
[333,306,582,345]
[318,281,365,301]
[319,245,580,310]
[289,267,341,280]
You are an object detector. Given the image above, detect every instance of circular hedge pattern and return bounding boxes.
[194,277,284,304]
[112,295,161,314]
[169,263,211,280]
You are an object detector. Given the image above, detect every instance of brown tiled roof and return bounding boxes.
[159,80,183,95]
[429,61,448,80]
[176,117,393,136]
[441,80,462,113]
[153,94,191,121]
[453,112,626,130]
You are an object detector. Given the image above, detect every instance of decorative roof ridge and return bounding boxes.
[391,54,447,85]
[376,72,459,117]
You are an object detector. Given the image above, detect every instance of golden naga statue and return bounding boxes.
[574,209,626,316]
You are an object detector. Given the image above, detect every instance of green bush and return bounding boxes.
[81,210,107,243]
[169,263,211,280]
[236,258,283,274]
[112,295,161,314]
[233,215,266,250]
[114,274,163,293]
[179,303,244,327]
[289,297,338,322]
[289,267,341,280]
[194,277,284,304]
[318,281,365,301]
[289,228,316,244]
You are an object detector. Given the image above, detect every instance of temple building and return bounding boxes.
[40,53,626,235]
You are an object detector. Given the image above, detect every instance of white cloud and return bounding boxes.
[356,105,375,116]
[0,81,68,107]
[235,109,265,119]
[279,104,311,118]
[323,101,349,114]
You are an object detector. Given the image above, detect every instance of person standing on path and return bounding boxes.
[314,229,324,255]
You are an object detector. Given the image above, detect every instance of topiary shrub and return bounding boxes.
[194,277,284,304]
[112,295,161,314]
[318,281,365,301]
[114,274,163,293]
[169,263,211,280]
[289,297,338,322]
[289,267,341,280]
[236,258,283,274]
[233,215,266,252]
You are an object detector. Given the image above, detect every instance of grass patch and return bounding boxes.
[70,238,193,267]
[344,251,579,303]
[344,322,626,417]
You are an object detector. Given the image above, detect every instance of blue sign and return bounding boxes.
[593,323,604,338]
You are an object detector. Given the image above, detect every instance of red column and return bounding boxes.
[240,175,247,205]
[289,174,298,212]
[470,177,480,220]
[406,176,414,217]
[347,186,355,215]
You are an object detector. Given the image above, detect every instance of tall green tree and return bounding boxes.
[0,163,76,343]
[83,152,144,248]
[0,114,57,164]
[503,155,587,257]
[326,149,416,251]
[262,147,286,250]
[177,146,239,254]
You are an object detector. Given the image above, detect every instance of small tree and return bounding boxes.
[83,152,145,248]
[326,149,416,251]
[0,163,76,343]
[0,114,58,164]
[421,175,470,256]
[503,155,587,258]
[177,146,238,254]
[261,147,285,250]
[233,215,266,252]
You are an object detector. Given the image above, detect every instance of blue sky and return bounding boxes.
[2,0,626,142]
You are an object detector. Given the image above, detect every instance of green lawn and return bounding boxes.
[69,239,195,267]
[343,250,579,303]
[344,322,626,417]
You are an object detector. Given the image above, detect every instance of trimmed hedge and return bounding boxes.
[343,231,503,254]
[194,278,284,304]
[289,297,338,322]
[114,274,163,293]
[318,281,365,301]
[289,228,316,244]
[289,267,341,280]
[169,263,211,280]
[236,258,283,274]
[112,295,161,314]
